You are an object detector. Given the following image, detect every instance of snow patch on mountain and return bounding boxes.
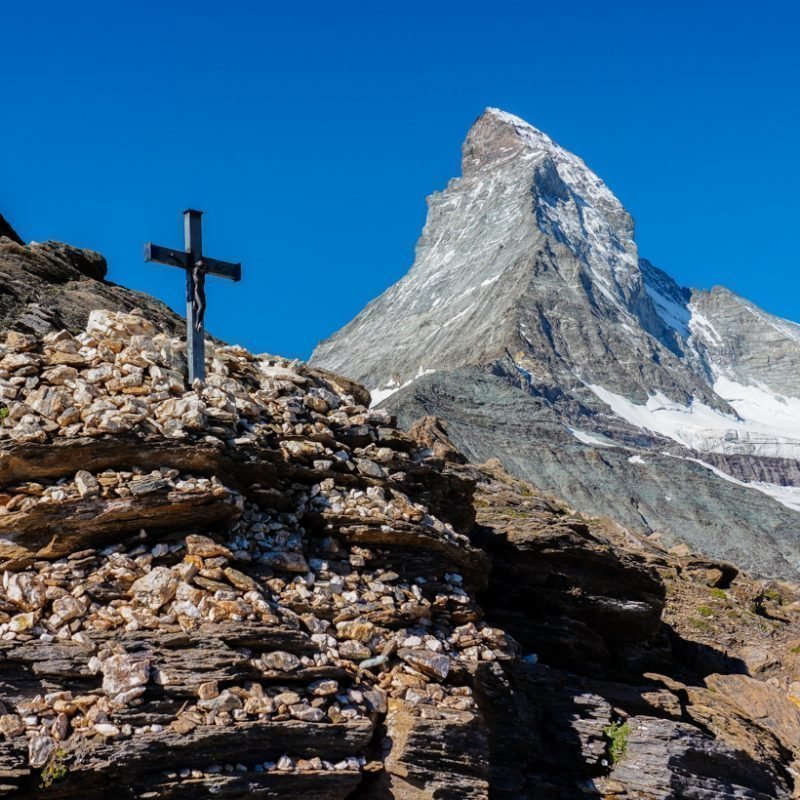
[569,428,611,447]
[713,375,800,431]
[688,307,724,347]
[749,482,800,513]
[370,367,437,407]
[589,380,800,459]
[674,454,800,513]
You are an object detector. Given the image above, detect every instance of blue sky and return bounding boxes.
[3,1,799,359]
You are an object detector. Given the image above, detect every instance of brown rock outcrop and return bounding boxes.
[456,451,800,799]
[0,315,502,798]
[0,237,181,337]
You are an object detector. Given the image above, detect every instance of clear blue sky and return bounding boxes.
[3,1,799,359]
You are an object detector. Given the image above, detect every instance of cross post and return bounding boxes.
[145,210,241,384]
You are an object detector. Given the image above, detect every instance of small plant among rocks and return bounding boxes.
[603,719,630,767]
[40,749,68,789]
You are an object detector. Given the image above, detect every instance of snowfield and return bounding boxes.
[588,379,800,460]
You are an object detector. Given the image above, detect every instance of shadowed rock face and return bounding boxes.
[310,108,800,581]
[0,226,182,338]
[0,213,23,245]
[457,453,800,799]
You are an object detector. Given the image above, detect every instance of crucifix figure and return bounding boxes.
[145,210,241,383]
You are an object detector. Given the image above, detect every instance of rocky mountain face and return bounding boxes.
[0,297,799,799]
[311,108,800,581]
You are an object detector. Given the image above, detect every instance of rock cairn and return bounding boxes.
[0,311,508,798]
[0,309,368,445]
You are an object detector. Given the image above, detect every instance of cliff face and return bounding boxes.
[0,302,798,799]
[465,453,800,799]
[310,109,800,582]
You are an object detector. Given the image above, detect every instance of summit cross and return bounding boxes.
[144,210,241,383]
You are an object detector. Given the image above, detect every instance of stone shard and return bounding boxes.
[129,566,179,611]
[101,652,151,702]
[4,572,47,611]
[74,470,101,498]
[28,734,56,768]
[260,551,310,573]
[186,534,233,559]
[398,649,451,680]
[260,651,301,672]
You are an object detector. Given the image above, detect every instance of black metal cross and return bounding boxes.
[144,210,241,383]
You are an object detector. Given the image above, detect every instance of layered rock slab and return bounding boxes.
[0,235,182,338]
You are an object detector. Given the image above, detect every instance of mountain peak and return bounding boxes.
[312,109,800,580]
[463,107,555,175]
[312,109,672,403]
[481,107,555,143]
[464,108,633,247]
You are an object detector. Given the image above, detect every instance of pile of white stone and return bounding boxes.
[0,310,387,447]
[0,470,508,765]
[164,753,366,785]
[309,479,470,548]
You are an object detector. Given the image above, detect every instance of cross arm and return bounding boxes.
[144,245,241,282]
[144,243,189,269]
[199,257,241,282]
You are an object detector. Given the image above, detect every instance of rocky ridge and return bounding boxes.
[0,233,182,339]
[463,451,800,799]
[0,306,798,798]
[311,108,800,581]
